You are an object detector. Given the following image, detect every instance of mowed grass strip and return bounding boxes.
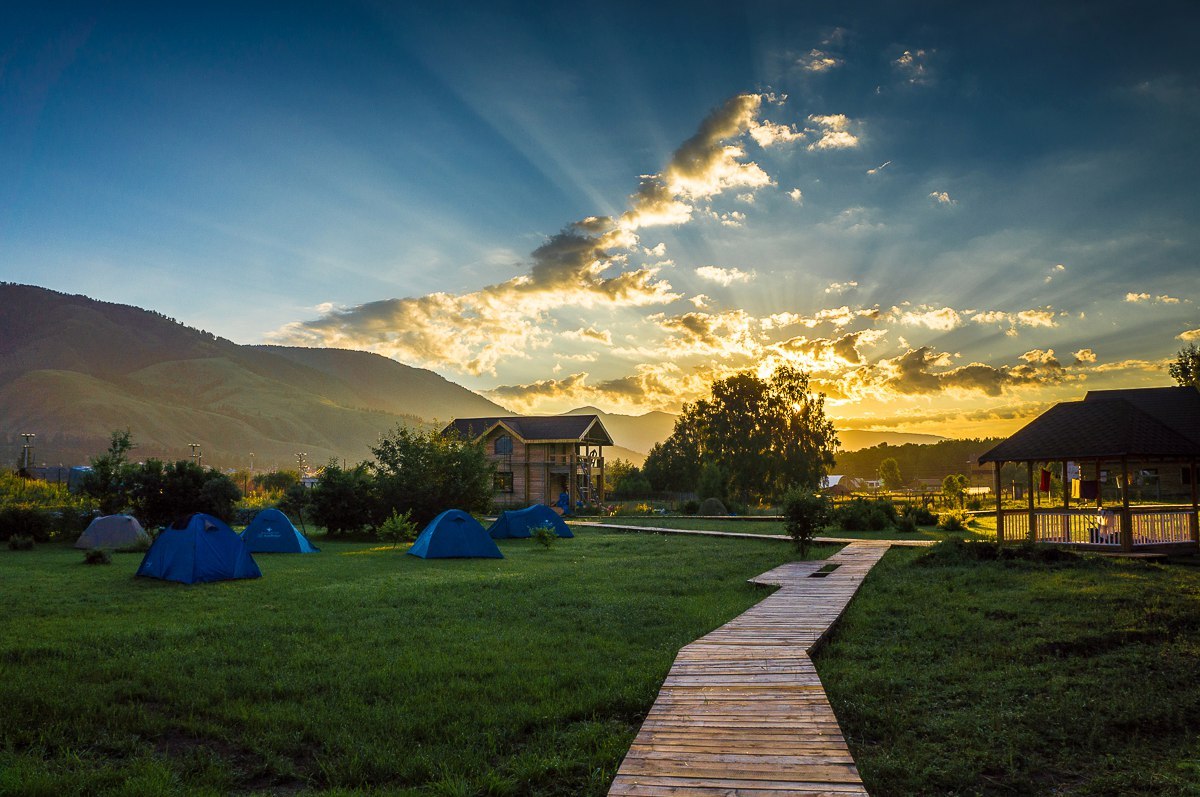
[584,515,986,541]
[815,544,1200,796]
[0,530,837,796]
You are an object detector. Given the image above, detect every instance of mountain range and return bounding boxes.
[0,284,944,471]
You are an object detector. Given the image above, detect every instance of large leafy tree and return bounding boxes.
[127,459,241,527]
[309,461,373,536]
[644,366,838,503]
[80,430,136,514]
[370,425,494,525]
[1169,342,1200,388]
[879,457,904,490]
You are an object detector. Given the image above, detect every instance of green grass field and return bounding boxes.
[0,530,834,796]
[581,515,990,542]
[816,545,1200,796]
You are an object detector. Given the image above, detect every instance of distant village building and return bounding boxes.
[443,415,612,509]
[821,475,862,496]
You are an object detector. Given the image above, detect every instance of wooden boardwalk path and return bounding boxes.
[572,521,934,547]
[609,542,890,796]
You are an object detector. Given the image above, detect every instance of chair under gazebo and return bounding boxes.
[978,386,1200,553]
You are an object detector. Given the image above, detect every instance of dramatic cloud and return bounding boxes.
[763,306,881,330]
[562,326,613,345]
[787,188,804,203]
[273,92,811,375]
[1179,329,1200,341]
[970,307,1060,336]
[893,49,932,85]
[654,310,760,358]
[825,281,858,294]
[805,114,860,150]
[866,160,891,175]
[929,190,956,206]
[875,347,1071,398]
[768,329,887,372]
[1126,292,1181,304]
[1045,263,1066,284]
[797,48,842,73]
[893,305,962,331]
[695,265,754,285]
[1071,348,1097,365]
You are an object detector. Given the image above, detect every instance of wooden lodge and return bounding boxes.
[442,415,612,510]
[978,386,1200,553]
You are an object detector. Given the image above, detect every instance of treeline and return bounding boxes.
[834,438,1004,481]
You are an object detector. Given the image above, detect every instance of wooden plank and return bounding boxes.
[609,543,886,796]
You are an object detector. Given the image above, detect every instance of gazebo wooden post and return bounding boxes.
[1061,458,1070,542]
[1190,460,1198,546]
[1119,456,1133,552]
[994,461,1004,544]
[1026,461,1036,542]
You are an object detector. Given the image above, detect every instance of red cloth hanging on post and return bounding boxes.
[1039,468,1051,492]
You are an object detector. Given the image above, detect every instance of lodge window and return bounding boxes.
[494,472,514,492]
[1185,467,1193,486]
[494,435,513,455]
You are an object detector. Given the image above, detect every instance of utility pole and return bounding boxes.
[19,433,35,475]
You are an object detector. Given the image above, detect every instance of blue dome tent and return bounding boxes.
[408,510,503,559]
[136,513,262,584]
[242,508,319,553]
[488,504,574,539]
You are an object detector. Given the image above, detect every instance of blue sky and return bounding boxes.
[3,1,1198,435]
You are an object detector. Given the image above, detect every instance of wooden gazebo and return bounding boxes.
[978,386,1200,553]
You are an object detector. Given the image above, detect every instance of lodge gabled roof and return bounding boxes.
[442,415,614,446]
[978,386,1200,464]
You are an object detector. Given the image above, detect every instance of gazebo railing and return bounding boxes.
[999,508,1196,547]
[1130,509,1192,545]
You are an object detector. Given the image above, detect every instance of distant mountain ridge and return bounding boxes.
[0,284,507,468]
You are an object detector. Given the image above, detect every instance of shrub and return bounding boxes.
[867,507,891,531]
[697,497,728,516]
[725,500,748,516]
[0,506,53,542]
[378,509,418,547]
[531,522,557,548]
[681,499,700,515]
[937,509,973,531]
[895,515,918,533]
[966,497,983,511]
[835,501,868,531]
[901,504,937,526]
[780,487,831,557]
[83,549,112,565]
[7,535,34,551]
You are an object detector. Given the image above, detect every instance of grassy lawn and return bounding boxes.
[581,515,988,542]
[0,530,836,796]
[816,544,1200,796]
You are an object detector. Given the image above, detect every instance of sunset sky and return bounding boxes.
[3,2,1198,436]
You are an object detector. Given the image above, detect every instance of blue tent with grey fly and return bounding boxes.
[242,508,319,553]
[488,504,574,539]
[136,513,262,584]
[408,510,503,559]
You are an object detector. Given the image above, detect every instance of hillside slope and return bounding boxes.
[0,284,509,468]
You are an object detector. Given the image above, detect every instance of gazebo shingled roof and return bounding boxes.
[978,386,1200,464]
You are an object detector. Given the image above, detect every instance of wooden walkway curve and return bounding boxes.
[609,542,890,796]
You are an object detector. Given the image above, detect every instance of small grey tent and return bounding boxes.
[75,514,150,549]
